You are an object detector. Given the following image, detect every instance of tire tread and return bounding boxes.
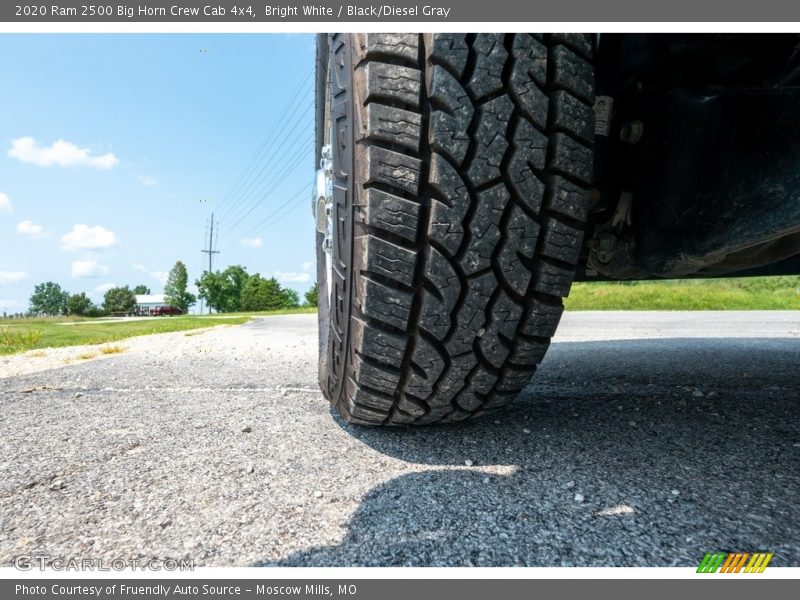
[328,33,595,425]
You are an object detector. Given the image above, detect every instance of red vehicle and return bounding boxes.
[150,305,182,316]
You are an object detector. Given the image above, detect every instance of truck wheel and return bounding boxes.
[315,33,595,425]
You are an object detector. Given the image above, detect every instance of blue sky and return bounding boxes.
[0,34,315,314]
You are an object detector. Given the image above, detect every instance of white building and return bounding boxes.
[134,294,168,315]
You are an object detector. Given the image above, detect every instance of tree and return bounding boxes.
[29,282,69,316]
[133,285,151,295]
[67,292,93,316]
[196,265,249,313]
[304,282,319,307]
[103,286,136,314]
[222,265,249,311]
[196,270,225,313]
[164,260,196,313]
[240,275,286,311]
[281,288,300,309]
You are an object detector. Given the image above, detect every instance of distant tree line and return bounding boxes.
[27,282,150,317]
[19,261,314,318]
[196,265,317,312]
[23,260,196,317]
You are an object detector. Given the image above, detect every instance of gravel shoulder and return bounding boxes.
[0,312,798,567]
[0,324,242,380]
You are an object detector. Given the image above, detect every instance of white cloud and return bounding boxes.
[273,261,314,284]
[0,271,28,285]
[150,271,168,284]
[16,220,47,239]
[0,192,12,212]
[62,224,118,251]
[274,271,312,284]
[131,263,167,285]
[241,237,263,248]
[8,137,119,169]
[71,260,110,279]
[138,175,158,187]
[93,282,117,295]
[0,299,25,311]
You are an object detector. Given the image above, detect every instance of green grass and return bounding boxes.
[566,276,800,311]
[0,316,250,356]
[196,306,317,318]
[0,328,44,354]
[3,277,794,354]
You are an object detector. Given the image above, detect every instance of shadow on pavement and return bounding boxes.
[260,337,800,566]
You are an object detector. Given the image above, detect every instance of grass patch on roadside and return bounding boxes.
[0,329,44,354]
[0,316,250,356]
[566,276,800,310]
[99,345,127,355]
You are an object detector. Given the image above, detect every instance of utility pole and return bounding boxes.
[201,212,220,314]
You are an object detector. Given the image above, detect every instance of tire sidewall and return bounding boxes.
[316,34,355,405]
[315,34,331,387]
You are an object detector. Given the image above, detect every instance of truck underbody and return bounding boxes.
[581,34,800,282]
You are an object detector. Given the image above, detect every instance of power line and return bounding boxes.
[201,213,220,275]
[225,181,313,251]
[215,79,314,223]
[250,184,313,233]
[199,63,315,270]
[217,102,314,227]
[222,134,314,237]
[198,221,209,314]
[219,127,313,234]
[224,183,310,251]
[219,99,314,226]
[213,65,313,219]
[199,213,222,315]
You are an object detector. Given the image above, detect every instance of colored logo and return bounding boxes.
[697,552,773,573]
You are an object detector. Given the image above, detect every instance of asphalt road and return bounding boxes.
[1,312,798,567]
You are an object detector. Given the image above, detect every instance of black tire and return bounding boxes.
[316,33,595,425]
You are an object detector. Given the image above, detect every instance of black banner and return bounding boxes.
[4,0,800,22]
[4,579,799,600]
